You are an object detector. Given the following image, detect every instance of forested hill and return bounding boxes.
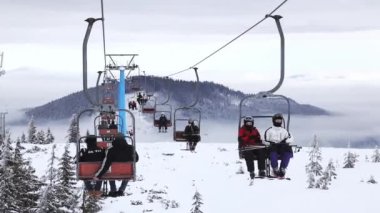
[24,76,329,121]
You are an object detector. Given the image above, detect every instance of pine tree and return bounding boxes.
[82,193,102,213]
[37,145,61,212]
[28,117,38,144]
[307,173,315,188]
[56,143,79,212]
[67,114,80,143]
[36,130,46,144]
[325,159,337,181]
[371,146,380,163]
[0,134,17,212]
[315,167,330,190]
[305,135,323,178]
[45,128,55,144]
[12,140,43,212]
[190,190,203,213]
[343,151,359,168]
[20,133,27,143]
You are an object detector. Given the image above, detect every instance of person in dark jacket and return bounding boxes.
[184,119,200,151]
[79,135,105,195]
[94,134,139,197]
[238,116,266,179]
[158,113,168,132]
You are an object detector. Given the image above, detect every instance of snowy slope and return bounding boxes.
[20,140,380,213]
[10,95,380,212]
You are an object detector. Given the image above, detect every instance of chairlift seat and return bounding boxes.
[174,131,188,141]
[99,129,118,136]
[154,120,172,127]
[142,107,155,113]
[78,161,134,180]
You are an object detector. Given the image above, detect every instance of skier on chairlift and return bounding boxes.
[158,113,168,133]
[264,113,294,178]
[238,116,266,179]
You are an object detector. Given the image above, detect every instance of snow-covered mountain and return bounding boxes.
[23,76,329,122]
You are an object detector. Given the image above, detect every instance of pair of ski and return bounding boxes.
[249,176,291,185]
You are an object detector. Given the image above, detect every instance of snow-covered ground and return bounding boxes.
[20,141,380,213]
[6,103,380,212]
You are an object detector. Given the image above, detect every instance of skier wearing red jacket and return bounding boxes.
[238,116,266,179]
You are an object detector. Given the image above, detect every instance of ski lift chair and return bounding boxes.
[76,135,136,180]
[153,104,173,127]
[142,97,156,113]
[173,107,201,142]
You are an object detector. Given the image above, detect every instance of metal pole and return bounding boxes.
[118,67,127,135]
[100,0,107,70]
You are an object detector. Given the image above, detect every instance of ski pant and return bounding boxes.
[269,151,292,169]
[84,180,102,191]
[243,149,266,172]
[109,180,129,192]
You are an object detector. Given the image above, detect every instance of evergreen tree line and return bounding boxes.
[306,135,380,189]
[0,133,97,212]
[24,117,55,144]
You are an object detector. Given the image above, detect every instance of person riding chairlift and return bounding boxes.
[264,113,294,178]
[79,135,105,197]
[93,134,139,197]
[184,119,200,151]
[158,113,168,133]
[238,116,266,179]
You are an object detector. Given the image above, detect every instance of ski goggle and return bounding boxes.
[245,121,253,126]
[274,119,282,123]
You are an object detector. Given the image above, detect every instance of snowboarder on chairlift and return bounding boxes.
[238,116,266,179]
[264,113,294,178]
[158,113,168,133]
[184,119,200,151]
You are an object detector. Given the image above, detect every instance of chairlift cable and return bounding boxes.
[164,0,288,78]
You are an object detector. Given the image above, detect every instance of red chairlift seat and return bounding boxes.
[142,107,155,113]
[78,161,134,180]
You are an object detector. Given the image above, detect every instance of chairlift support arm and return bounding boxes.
[265,15,285,94]
[83,18,102,106]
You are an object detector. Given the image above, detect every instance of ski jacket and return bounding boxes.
[79,148,105,162]
[238,126,262,148]
[95,137,139,178]
[159,116,168,125]
[184,124,200,142]
[264,126,294,155]
[264,126,293,144]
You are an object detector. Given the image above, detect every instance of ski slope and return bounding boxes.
[23,140,380,213]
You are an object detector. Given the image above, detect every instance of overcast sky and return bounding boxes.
[1,0,380,117]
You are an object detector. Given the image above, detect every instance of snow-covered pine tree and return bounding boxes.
[307,173,315,188]
[367,176,377,184]
[190,190,204,213]
[20,133,27,143]
[56,143,79,212]
[67,114,80,143]
[82,193,102,213]
[315,167,330,190]
[28,116,38,144]
[36,130,46,144]
[12,140,43,212]
[343,150,359,168]
[0,134,17,212]
[45,128,55,144]
[325,159,337,181]
[371,146,380,163]
[37,145,61,212]
[305,135,323,188]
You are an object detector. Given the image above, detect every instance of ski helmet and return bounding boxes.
[272,113,283,127]
[243,116,254,126]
